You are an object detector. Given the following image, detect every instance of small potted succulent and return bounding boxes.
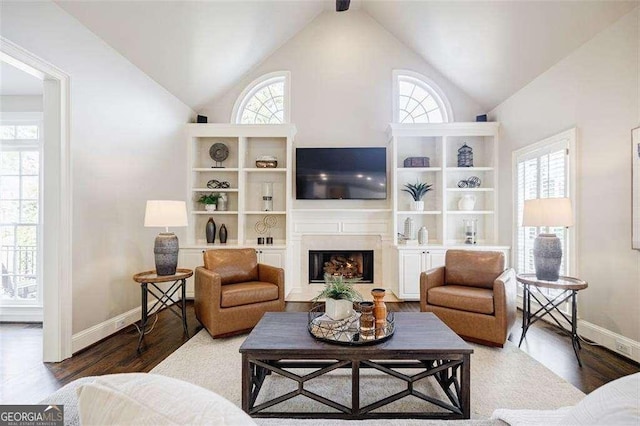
[198,193,221,212]
[313,274,363,321]
[402,182,433,211]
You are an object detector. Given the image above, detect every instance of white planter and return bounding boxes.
[409,200,424,211]
[325,298,354,321]
[205,204,217,212]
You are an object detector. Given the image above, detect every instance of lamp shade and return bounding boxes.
[144,200,188,228]
[522,198,573,227]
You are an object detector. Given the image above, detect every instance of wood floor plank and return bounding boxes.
[1,301,638,404]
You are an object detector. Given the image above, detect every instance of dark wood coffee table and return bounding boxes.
[239,312,473,420]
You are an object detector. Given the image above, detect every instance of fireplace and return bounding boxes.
[308,250,374,283]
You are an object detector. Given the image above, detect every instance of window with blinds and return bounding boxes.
[514,129,576,277]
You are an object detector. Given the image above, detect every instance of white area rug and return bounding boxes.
[150,329,585,425]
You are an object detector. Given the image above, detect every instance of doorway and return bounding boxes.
[0,38,72,362]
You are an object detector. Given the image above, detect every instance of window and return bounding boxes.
[1,117,42,305]
[393,70,453,123]
[513,129,576,278]
[232,71,290,124]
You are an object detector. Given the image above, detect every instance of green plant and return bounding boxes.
[402,182,433,201]
[313,274,363,301]
[197,193,221,205]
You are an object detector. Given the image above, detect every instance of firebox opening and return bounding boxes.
[308,250,374,284]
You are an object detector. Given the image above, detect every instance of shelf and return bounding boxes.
[192,211,239,215]
[447,210,495,215]
[243,168,287,173]
[445,167,494,172]
[244,211,287,215]
[446,188,494,192]
[294,208,392,213]
[396,210,442,215]
[192,188,239,192]
[397,167,442,172]
[192,168,239,172]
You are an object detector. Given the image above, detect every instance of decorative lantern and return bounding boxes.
[457,143,473,167]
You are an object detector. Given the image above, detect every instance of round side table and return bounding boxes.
[516,273,588,366]
[133,268,193,352]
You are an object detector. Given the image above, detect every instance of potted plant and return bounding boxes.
[402,182,433,211]
[313,274,363,320]
[198,193,221,212]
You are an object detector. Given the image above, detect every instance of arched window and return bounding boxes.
[393,70,453,123]
[231,71,290,124]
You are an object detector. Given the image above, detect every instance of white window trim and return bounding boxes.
[1,113,44,309]
[392,69,454,123]
[511,128,578,276]
[231,71,291,124]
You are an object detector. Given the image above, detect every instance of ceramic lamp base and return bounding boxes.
[154,232,179,276]
[533,233,562,281]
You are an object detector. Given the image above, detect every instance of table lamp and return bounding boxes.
[144,200,188,276]
[522,198,573,281]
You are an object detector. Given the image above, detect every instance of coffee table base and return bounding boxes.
[242,355,471,420]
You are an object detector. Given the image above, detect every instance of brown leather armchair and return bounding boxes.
[420,250,517,347]
[195,248,285,338]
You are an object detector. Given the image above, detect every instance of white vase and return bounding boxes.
[409,200,424,211]
[205,204,217,212]
[458,194,476,211]
[325,298,354,321]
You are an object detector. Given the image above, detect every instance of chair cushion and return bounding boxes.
[203,248,259,284]
[220,281,279,308]
[445,250,505,289]
[428,285,495,315]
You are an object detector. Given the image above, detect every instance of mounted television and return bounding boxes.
[296,147,387,200]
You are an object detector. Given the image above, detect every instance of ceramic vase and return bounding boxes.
[533,233,562,281]
[205,218,216,244]
[371,288,387,338]
[325,298,353,321]
[219,224,228,244]
[205,204,216,212]
[409,200,424,211]
[458,194,476,211]
[418,226,429,245]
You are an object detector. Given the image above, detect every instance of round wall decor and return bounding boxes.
[209,143,229,163]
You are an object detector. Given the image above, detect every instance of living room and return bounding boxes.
[1,0,638,424]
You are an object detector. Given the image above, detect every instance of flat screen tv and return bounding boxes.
[296,147,387,200]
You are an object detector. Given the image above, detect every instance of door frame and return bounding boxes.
[1,37,73,362]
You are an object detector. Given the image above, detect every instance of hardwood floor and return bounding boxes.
[1,301,638,404]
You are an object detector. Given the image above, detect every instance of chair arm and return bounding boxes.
[493,268,517,329]
[258,264,285,301]
[194,266,222,315]
[420,266,445,311]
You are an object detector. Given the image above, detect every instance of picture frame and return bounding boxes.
[633,127,640,250]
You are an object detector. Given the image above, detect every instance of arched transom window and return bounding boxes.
[394,71,452,123]
[232,72,290,124]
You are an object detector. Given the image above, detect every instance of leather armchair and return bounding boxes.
[420,250,517,347]
[195,248,285,338]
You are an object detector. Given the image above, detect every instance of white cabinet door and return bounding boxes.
[257,249,285,269]
[428,249,446,269]
[398,250,427,300]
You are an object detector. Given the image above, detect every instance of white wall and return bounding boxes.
[1,1,193,336]
[491,9,639,342]
[0,95,43,112]
[202,10,483,141]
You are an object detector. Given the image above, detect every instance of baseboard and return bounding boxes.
[516,296,639,363]
[72,299,167,354]
[0,305,43,322]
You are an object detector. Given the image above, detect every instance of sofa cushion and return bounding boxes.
[445,250,504,289]
[203,248,259,284]
[558,372,639,425]
[428,285,495,315]
[76,373,255,426]
[220,281,279,308]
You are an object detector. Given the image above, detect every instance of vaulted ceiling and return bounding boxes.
[56,0,638,111]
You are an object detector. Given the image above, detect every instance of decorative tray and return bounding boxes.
[307,303,395,346]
